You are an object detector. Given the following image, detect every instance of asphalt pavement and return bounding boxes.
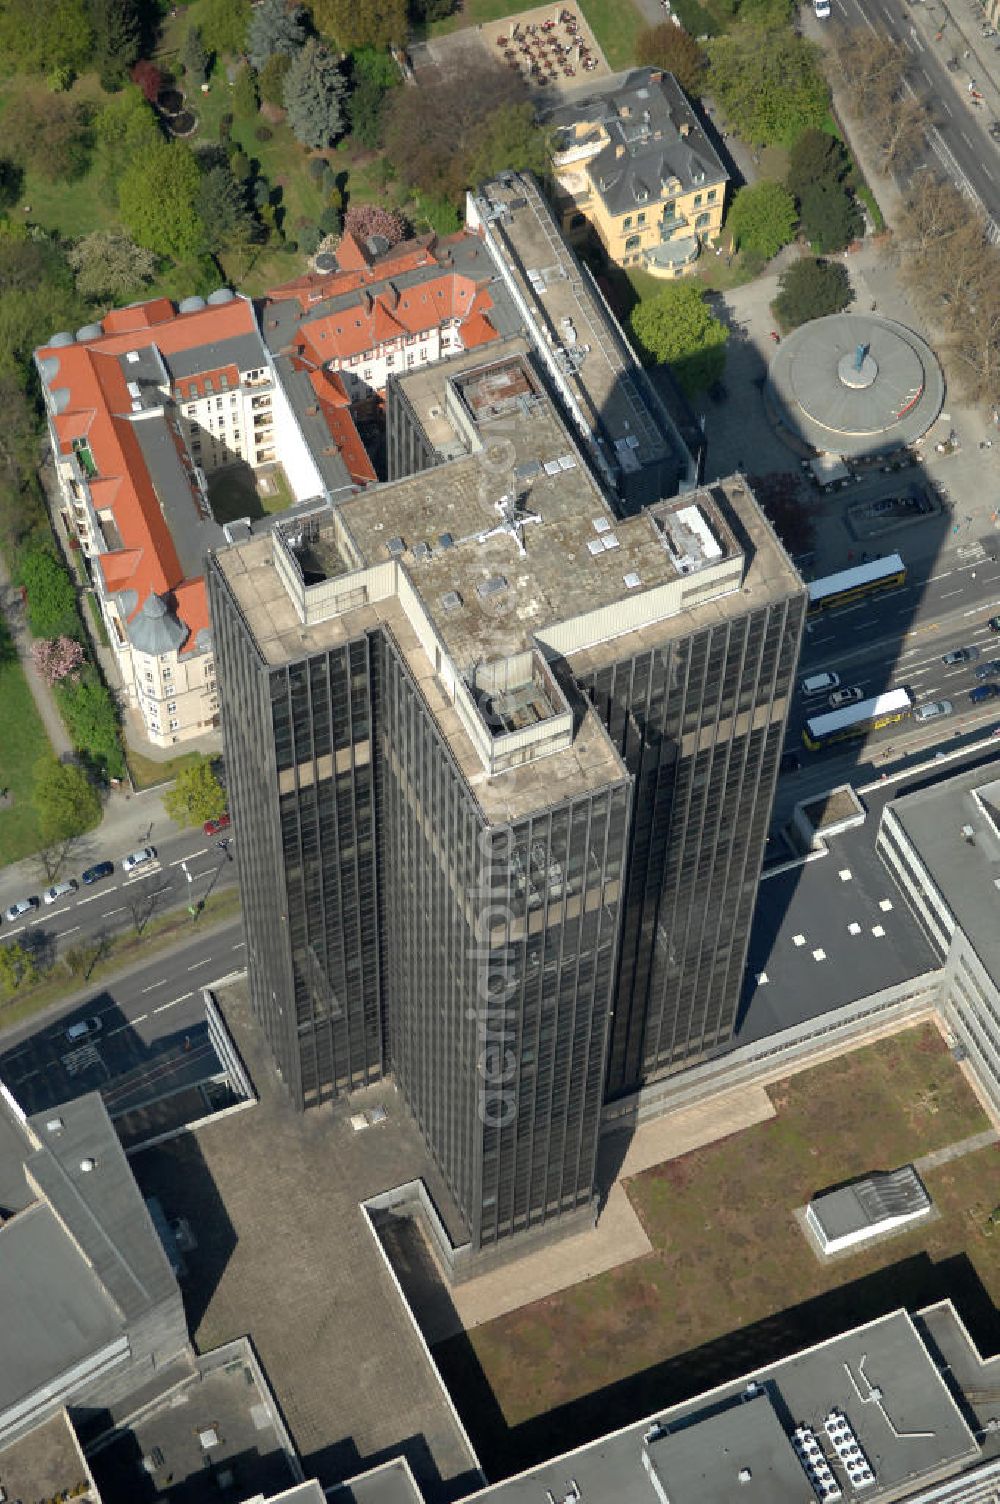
[0,821,239,954]
[0,915,246,1119]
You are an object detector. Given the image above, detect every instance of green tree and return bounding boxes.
[635,22,706,95]
[347,69,392,148]
[164,757,228,826]
[182,23,210,85]
[232,62,259,114]
[246,0,307,67]
[67,230,157,300]
[6,94,93,182]
[89,0,141,84]
[0,0,93,74]
[773,256,854,329]
[196,163,254,251]
[629,282,728,394]
[282,38,349,148]
[0,159,22,209]
[55,671,124,778]
[467,103,552,184]
[93,85,162,185]
[707,25,828,147]
[118,140,206,261]
[311,0,406,51]
[786,126,849,202]
[727,180,797,259]
[17,547,80,640]
[201,0,251,57]
[259,51,292,106]
[798,180,863,253]
[33,755,101,843]
[0,228,82,379]
[0,942,37,997]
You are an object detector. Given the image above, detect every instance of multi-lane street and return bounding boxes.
[775,535,1000,824]
[0,915,245,1119]
[0,824,239,954]
[838,0,1000,224]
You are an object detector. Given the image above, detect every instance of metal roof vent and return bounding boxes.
[387,536,406,558]
[126,350,140,364]
[438,532,454,550]
[603,532,620,550]
[80,1157,97,1173]
[738,1469,752,1485]
[412,541,431,561]
[476,575,508,599]
[587,538,603,557]
[592,517,610,534]
[45,1117,64,1134]
[441,591,463,612]
[624,572,641,589]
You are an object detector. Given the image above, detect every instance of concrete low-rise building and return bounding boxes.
[805,1166,932,1255]
[877,762,1000,1109]
[0,1084,187,1448]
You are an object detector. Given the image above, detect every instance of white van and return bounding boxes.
[814,0,831,17]
[800,671,840,698]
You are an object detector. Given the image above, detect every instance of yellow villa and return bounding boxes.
[546,67,729,278]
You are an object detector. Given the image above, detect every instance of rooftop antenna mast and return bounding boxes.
[477,478,541,559]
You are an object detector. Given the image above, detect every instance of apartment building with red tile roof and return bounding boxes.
[262,228,516,403]
[35,290,374,750]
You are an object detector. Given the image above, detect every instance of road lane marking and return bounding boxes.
[153,992,194,1014]
[940,588,964,598]
[45,907,70,919]
[187,957,213,970]
[232,941,245,949]
[132,1012,148,1024]
[122,864,163,886]
[61,925,80,936]
[962,130,976,148]
[141,979,167,993]
[76,887,117,905]
[104,907,126,918]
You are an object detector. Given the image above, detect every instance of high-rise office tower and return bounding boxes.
[207,342,804,1262]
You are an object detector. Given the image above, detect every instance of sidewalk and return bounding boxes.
[0,780,172,899]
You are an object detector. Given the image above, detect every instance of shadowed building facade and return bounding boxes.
[208,342,804,1263]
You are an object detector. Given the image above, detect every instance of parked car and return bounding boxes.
[829,685,864,709]
[65,1016,103,1044]
[814,0,831,16]
[942,646,981,665]
[121,846,156,873]
[81,861,114,885]
[203,812,231,837]
[974,658,1000,680]
[913,700,953,723]
[988,615,1000,632]
[4,896,38,922]
[43,879,78,905]
[970,683,1000,704]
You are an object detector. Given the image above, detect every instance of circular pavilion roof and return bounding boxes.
[765,313,944,459]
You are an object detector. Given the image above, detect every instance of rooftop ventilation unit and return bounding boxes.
[387,536,406,558]
[441,591,463,612]
[587,538,604,556]
[412,541,432,561]
[624,572,641,589]
[477,575,508,600]
[126,350,140,364]
[592,517,610,534]
[603,533,620,550]
[438,532,454,550]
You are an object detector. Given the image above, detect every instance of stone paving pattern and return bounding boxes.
[131,980,480,1501]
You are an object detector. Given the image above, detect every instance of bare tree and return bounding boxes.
[63,931,112,984]
[830,26,929,177]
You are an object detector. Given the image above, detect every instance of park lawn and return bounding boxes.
[0,72,120,241]
[126,745,206,791]
[427,0,646,70]
[440,1024,993,1433]
[0,627,53,867]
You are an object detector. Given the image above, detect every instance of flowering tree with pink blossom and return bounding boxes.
[33,635,85,685]
[342,203,409,248]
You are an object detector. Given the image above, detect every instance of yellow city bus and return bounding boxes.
[806,554,907,615]
[802,688,914,751]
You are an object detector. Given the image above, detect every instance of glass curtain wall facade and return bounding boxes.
[209,568,382,1108]
[377,629,631,1248]
[583,594,806,1096]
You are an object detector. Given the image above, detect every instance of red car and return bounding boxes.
[203,812,231,836]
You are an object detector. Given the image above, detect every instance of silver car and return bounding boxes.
[4,897,38,922]
[121,846,156,873]
[913,700,953,722]
[43,879,78,905]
